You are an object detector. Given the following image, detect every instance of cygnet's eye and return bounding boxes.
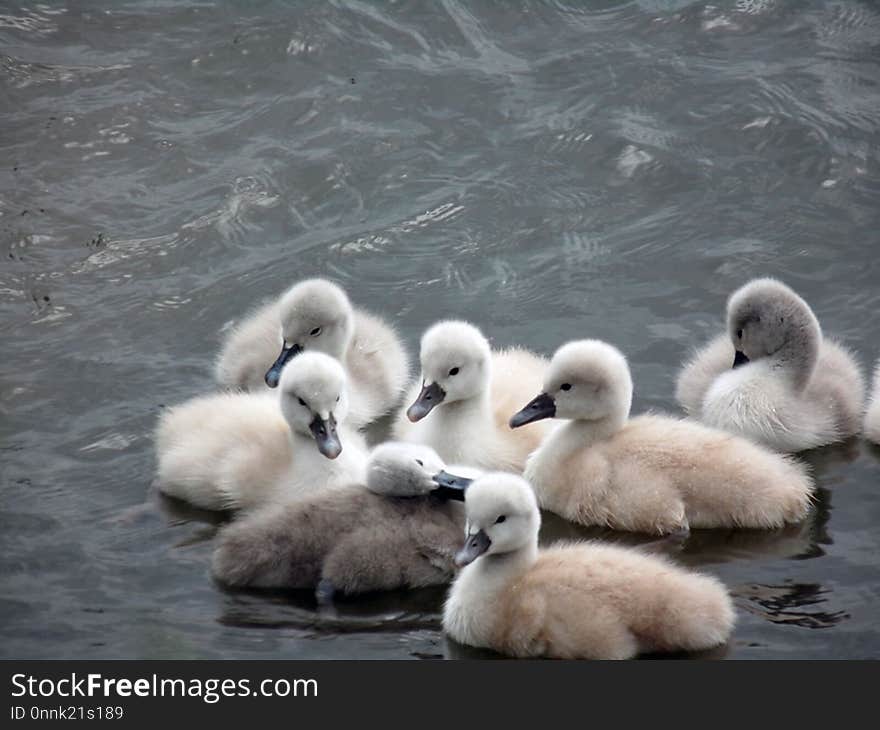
[736,329,743,340]
[560,383,572,391]
[415,459,424,467]
[310,326,322,337]
[495,515,506,524]
[336,395,340,402]
[298,397,307,407]
[449,367,460,376]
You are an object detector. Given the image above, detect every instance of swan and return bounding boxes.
[676,278,864,451]
[865,361,880,444]
[510,340,814,534]
[392,320,551,472]
[442,473,735,659]
[211,442,478,598]
[214,278,409,429]
[156,352,366,511]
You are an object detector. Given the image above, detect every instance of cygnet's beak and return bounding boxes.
[454,530,491,568]
[265,343,304,388]
[430,470,474,501]
[309,413,342,459]
[732,350,750,369]
[509,392,556,428]
[406,381,445,422]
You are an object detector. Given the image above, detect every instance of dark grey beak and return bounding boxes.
[265,343,303,388]
[309,413,341,459]
[406,381,446,422]
[430,470,474,501]
[509,392,556,428]
[455,530,491,568]
[733,350,750,369]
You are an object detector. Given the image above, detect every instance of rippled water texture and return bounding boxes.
[2,0,879,659]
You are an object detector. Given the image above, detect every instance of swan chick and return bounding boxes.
[211,442,472,596]
[443,473,735,659]
[215,278,409,429]
[393,320,551,472]
[677,278,864,451]
[156,352,365,511]
[365,441,477,499]
[510,340,814,534]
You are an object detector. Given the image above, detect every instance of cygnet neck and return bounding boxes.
[323,325,353,362]
[567,406,629,446]
[770,325,819,391]
[481,540,539,575]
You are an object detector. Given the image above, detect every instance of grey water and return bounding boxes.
[2,0,879,660]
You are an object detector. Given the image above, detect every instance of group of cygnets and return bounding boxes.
[155,276,880,659]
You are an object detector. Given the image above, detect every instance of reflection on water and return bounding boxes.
[734,583,849,630]
[2,0,880,659]
[156,492,231,530]
[217,587,446,635]
[539,498,829,567]
[445,633,733,661]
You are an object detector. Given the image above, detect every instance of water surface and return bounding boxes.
[2,0,879,659]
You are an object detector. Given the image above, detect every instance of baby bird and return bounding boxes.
[676,278,864,451]
[510,340,814,534]
[156,352,366,511]
[392,320,551,472]
[214,278,409,429]
[211,442,477,599]
[865,361,880,445]
[443,473,735,659]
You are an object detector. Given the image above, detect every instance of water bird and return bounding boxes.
[442,473,735,659]
[215,278,409,429]
[393,320,551,472]
[211,442,478,599]
[156,352,366,511]
[510,339,814,534]
[676,278,864,451]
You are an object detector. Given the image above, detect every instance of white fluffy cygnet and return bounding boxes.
[442,473,735,659]
[214,278,409,429]
[211,442,478,598]
[511,340,814,534]
[392,320,552,472]
[156,352,367,511]
[676,278,864,452]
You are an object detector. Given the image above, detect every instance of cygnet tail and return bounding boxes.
[651,571,736,653]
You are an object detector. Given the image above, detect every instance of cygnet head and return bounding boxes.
[455,473,540,567]
[265,279,354,388]
[277,352,349,459]
[510,340,633,428]
[365,442,475,499]
[406,321,492,422]
[726,278,821,378]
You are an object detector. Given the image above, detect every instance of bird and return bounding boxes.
[214,278,409,429]
[510,339,814,534]
[156,352,366,511]
[676,278,864,451]
[442,472,735,659]
[211,442,479,599]
[392,320,552,472]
